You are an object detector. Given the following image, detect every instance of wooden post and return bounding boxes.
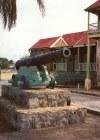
[86,38,91,79]
[98,15,100,31]
[0,68,1,81]
[77,47,80,71]
[96,15,100,86]
[85,12,91,90]
[96,39,100,86]
[76,47,80,88]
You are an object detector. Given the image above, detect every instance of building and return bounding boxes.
[29,0,100,88]
[30,31,97,86]
[85,0,100,89]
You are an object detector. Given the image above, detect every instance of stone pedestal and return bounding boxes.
[0,85,87,130]
[2,85,70,108]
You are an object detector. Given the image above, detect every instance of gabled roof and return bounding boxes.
[30,31,96,51]
[85,0,100,14]
[63,31,88,47]
[30,37,59,50]
[63,31,96,47]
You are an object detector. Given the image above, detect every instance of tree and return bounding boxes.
[0,57,14,69]
[9,60,14,65]
[0,0,45,30]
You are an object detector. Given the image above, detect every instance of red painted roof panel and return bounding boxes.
[63,31,96,47]
[63,31,88,47]
[30,37,59,50]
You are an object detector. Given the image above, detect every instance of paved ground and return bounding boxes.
[70,92,100,111]
[71,89,100,97]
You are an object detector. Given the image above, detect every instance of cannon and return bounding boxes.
[11,48,71,89]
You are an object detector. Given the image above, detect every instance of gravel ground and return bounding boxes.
[0,113,99,140]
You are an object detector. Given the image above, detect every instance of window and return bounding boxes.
[53,63,67,72]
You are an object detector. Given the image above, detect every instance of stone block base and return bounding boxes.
[2,85,70,108]
[0,98,87,130]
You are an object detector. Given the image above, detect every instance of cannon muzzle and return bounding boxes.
[62,47,71,58]
[16,48,71,70]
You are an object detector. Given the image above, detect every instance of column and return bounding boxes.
[85,12,91,90]
[96,39,100,86]
[77,47,80,71]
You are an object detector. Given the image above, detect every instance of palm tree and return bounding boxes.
[0,0,45,30]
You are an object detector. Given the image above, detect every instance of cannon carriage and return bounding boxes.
[11,48,71,89]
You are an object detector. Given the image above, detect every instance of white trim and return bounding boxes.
[61,36,69,46]
[50,36,68,48]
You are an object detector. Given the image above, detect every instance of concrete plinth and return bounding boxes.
[85,78,91,91]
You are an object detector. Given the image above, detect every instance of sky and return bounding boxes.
[0,0,97,61]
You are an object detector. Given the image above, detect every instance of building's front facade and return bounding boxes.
[29,31,97,87]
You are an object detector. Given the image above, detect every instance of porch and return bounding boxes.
[53,46,96,86]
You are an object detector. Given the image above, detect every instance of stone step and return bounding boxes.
[2,85,71,109]
[0,97,86,130]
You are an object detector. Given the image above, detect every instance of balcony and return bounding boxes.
[88,22,100,39]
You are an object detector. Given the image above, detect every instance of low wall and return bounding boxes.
[2,85,71,108]
[0,85,87,130]
[0,98,87,130]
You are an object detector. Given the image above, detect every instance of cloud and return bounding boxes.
[0,0,96,60]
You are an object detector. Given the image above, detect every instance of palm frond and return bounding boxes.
[0,0,17,30]
[0,0,45,30]
[37,0,45,16]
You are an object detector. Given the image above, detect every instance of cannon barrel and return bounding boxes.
[15,48,71,70]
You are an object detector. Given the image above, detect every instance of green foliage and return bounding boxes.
[0,57,14,69]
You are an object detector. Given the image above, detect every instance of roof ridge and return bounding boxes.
[63,31,87,36]
[39,36,60,40]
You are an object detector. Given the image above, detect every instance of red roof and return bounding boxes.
[63,31,88,47]
[63,31,96,47]
[30,37,59,50]
[85,0,100,14]
[30,31,96,50]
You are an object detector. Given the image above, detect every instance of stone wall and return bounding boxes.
[2,85,71,108]
[0,98,86,130]
[0,85,87,130]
